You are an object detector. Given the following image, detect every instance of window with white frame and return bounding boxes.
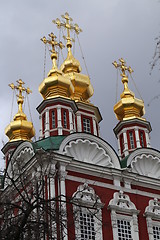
[72,183,103,240]
[83,118,91,133]
[145,198,160,240]
[108,191,139,240]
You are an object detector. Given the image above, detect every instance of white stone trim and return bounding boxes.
[127,148,160,167]
[57,106,62,135]
[108,191,139,240]
[76,113,82,132]
[59,133,120,169]
[45,108,50,137]
[145,198,160,240]
[123,131,129,157]
[66,175,160,201]
[72,183,103,240]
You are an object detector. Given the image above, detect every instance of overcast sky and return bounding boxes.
[0,0,160,169]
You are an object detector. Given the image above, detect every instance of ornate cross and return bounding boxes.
[52,12,82,48]
[112,58,133,77]
[9,79,32,112]
[41,32,64,55]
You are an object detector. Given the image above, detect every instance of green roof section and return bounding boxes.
[32,136,66,152]
[120,155,129,168]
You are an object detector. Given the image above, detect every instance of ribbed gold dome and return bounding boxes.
[113,59,145,121]
[5,80,35,142]
[39,34,74,100]
[61,47,94,102]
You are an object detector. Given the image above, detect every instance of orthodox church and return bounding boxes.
[1,13,160,240]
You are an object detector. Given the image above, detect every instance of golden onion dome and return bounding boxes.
[39,33,74,100]
[113,58,145,121]
[5,80,35,142]
[60,45,94,102]
[52,12,94,102]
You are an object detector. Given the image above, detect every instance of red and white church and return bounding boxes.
[1,13,160,240]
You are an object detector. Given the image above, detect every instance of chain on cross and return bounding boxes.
[112,58,133,77]
[52,12,82,48]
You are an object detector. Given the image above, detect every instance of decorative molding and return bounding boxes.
[64,139,113,167]
[72,183,103,240]
[145,198,160,240]
[145,198,160,219]
[108,191,139,240]
[127,148,160,167]
[72,183,103,208]
[131,154,160,178]
[59,133,120,168]
[108,191,138,214]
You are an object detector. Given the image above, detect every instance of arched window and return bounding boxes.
[72,183,103,240]
[108,191,140,240]
[145,198,160,240]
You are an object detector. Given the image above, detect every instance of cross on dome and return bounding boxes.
[52,12,82,49]
[9,79,32,113]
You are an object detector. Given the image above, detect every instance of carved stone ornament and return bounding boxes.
[145,198,160,218]
[63,139,113,167]
[108,191,138,213]
[72,183,103,208]
[131,154,160,178]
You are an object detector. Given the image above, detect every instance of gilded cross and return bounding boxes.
[112,58,133,77]
[41,32,64,55]
[9,79,32,113]
[52,12,82,48]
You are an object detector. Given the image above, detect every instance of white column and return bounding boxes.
[39,114,43,139]
[76,113,82,132]
[117,137,121,158]
[57,106,62,135]
[69,110,74,133]
[59,165,68,240]
[50,164,56,200]
[45,108,50,138]
[123,131,129,156]
[145,130,151,147]
[93,118,97,136]
[135,128,141,148]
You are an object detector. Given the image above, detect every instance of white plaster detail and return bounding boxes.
[72,183,103,240]
[135,128,141,148]
[76,113,82,132]
[59,133,120,168]
[123,131,129,156]
[64,139,113,167]
[127,148,160,167]
[57,107,62,135]
[108,191,139,240]
[145,198,160,240]
[45,108,50,137]
[93,117,98,136]
[131,154,160,178]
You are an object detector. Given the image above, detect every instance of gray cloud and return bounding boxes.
[0,0,160,169]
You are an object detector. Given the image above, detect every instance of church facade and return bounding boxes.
[1,13,160,240]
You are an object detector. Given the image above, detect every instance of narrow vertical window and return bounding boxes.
[139,130,146,147]
[129,131,135,149]
[63,110,67,129]
[83,118,91,133]
[52,111,56,128]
